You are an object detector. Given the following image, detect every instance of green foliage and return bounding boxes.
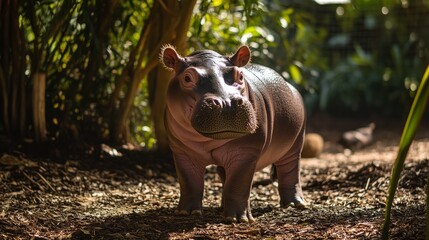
[190,0,428,117]
[16,0,155,145]
[316,1,428,116]
[2,0,428,147]
[189,0,263,53]
[131,80,156,149]
[382,65,429,239]
[319,44,423,116]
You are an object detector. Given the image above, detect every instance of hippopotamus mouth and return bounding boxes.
[191,98,258,139]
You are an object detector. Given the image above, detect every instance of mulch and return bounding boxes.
[0,117,428,239]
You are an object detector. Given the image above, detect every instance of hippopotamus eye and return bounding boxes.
[180,69,198,89]
[183,73,195,84]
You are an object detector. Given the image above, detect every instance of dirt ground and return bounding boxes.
[0,115,428,239]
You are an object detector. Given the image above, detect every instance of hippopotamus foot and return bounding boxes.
[223,202,254,223]
[175,194,204,216]
[278,187,306,209]
[221,196,255,223]
[175,208,202,216]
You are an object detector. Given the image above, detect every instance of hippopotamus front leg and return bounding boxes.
[173,153,206,215]
[214,149,258,223]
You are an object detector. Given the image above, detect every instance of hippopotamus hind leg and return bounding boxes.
[274,132,306,209]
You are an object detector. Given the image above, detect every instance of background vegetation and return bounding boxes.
[1,0,428,151]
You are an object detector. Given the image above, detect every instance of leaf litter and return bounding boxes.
[0,121,428,239]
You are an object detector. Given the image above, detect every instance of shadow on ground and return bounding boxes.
[70,202,425,240]
[71,207,224,239]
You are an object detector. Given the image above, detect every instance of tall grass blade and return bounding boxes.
[381,65,429,239]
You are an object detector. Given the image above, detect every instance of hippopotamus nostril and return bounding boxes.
[234,98,244,106]
[204,97,223,109]
[230,97,244,108]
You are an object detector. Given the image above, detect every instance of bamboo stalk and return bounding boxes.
[32,72,47,142]
[0,65,9,134]
[18,18,27,137]
[1,0,11,135]
[10,0,20,135]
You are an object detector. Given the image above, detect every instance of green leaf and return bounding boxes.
[382,65,429,239]
[289,64,302,85]
[212,0,223,7]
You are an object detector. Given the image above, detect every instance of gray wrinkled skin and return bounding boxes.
[161,45,306,223]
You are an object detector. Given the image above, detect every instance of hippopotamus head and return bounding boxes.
[161,45,258,139]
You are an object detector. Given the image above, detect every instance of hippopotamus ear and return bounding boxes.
[161,45,185,72]
[230,45,251,67]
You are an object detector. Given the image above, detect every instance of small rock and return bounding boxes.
[145,169,154,178]
[302,133,324,158]
[339,123,376,151]
[163,174,176,183]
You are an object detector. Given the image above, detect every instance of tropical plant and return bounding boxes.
[381,65,429,239]
[1,0,198,149]
[1,0,428,152]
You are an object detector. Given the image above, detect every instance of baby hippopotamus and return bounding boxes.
[161,45,306,222]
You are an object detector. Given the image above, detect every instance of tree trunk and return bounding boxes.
[147,0,197,152]
[0,1,11,135]
[111,0,197,147]
[0,0,27,139]
[32,72,47,142]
